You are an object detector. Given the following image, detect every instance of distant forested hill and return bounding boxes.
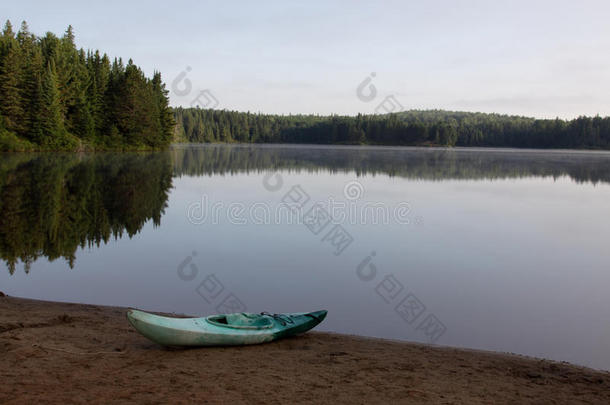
[174,108,610,150]
[0,20,174,151]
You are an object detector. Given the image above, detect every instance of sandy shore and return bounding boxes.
[1,294,609,404]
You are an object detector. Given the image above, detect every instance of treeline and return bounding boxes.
[174,108,610,150]
[0,20,174,151]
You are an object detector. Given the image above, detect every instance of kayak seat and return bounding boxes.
[206,313,274,329]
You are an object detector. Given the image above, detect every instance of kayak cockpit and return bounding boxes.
[206,313,274,330]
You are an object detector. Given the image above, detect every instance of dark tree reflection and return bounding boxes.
[4,145,610,274]
[0,153,172,274]
[171,145,610,185]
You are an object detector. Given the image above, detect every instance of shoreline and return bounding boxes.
[4,141,610,154]
[2,294,609,403]
[171,142,610,154]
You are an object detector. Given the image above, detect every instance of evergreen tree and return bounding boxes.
[16,21,41,140]
[39,60,66,146]
[0,21,25,135]
[152,71,175,145]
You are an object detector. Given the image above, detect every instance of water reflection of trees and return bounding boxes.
[4,145,610,274]
[0,153,172,274]
[171,145,610,185]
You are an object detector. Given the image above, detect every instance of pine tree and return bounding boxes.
[88,51,110,136]
[25,48,44,143]
[17,21,43,141]
[70,49,94,140]
[39,60,66,146]
[0,20,25,135]
[56,25,82,132]
[152,71,175,146]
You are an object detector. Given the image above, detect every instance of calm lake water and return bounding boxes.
[2,144,610,370]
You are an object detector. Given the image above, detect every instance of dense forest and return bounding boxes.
[0,20,174,151]
[174,108,610,150]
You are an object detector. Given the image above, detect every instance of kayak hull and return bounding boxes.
[126,309,327,347]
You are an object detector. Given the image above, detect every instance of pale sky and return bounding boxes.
[3,0,610,118]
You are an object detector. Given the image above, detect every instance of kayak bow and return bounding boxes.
[126,309,327,347]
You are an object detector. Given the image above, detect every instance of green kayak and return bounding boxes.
[126,309,327,347]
